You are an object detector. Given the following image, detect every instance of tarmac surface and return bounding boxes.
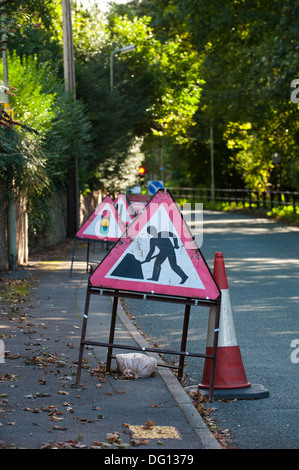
[0,244,221,454]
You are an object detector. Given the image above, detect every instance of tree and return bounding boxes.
[5,0,63,68]
[1,51,93,240]
[143,0,299,190]
[74,11,204,192]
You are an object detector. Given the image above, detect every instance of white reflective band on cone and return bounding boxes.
[206,289,238,348]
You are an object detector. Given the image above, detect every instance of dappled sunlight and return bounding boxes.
[203,216,277,226]
[226,257,299,275]
[28,260,85,272]
[200,212,299,238]
[271,330,299,335]
[245,257,299,265]
[203,224,291,235]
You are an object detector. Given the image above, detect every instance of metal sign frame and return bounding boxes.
[75,190,222,399]
[75,285,221,401]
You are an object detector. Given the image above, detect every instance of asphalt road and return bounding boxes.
[122,210,299,449]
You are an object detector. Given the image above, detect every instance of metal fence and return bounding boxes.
[167,187,299,212]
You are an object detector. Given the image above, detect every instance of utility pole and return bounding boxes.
[1,5,17,270]
[210,119,215,203]
[61,0,78,237]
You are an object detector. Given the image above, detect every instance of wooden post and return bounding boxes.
[61,0,78,238]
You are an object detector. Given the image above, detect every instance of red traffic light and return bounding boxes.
[138,166,145,175]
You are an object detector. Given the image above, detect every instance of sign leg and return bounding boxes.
[75,286,91,386]
[106,296,118,372]
[70,238,77,277]
[86,240,90,272]
[178,304,191,379]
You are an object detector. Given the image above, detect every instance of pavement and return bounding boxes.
[0,242,221,453]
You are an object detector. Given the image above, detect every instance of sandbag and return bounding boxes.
[116,353,157,379]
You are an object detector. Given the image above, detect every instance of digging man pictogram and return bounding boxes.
[145,226,188,284]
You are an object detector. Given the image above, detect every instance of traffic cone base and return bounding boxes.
[199,346,251,390]
[188,384,270,400]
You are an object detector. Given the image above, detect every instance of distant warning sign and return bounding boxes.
[89,190,220,300]
[114,193,136,225]
[128,194,150,215]
[76,196,125,241]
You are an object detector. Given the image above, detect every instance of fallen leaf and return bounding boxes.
[144,419,154,429]
[52,425,68,431]
[115,442,131,449]
[130,437,149,446]
[106,432,120,444]
[51,416,64,422]
[92,441,104,446]
[221,428,230,434]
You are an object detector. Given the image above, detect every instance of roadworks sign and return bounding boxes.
[76,196,125,241]
[89,190,220,300]
[114,193,136,225]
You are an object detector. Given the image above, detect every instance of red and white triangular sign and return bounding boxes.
[76,196,126,241]
[90,190,220,300]
[114,193,136,225]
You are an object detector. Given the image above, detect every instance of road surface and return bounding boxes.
[122,210,299,449]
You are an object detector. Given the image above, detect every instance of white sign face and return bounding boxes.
[106,205,204,289]
[114,194,135,225]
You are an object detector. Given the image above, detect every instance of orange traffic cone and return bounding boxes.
[198,252,269,399]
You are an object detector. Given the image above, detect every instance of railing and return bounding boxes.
[166,187,299,213]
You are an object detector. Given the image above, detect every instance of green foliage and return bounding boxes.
[74,12,204,192]
[43,92,93,189]
[0,111,26,189]
[224,122,273,191]
[267,204,299,225]
[1,51,92,238]
[2,0,298,247]
[5,0,63,68]
[147,0,299,191]
[72,1,108,60]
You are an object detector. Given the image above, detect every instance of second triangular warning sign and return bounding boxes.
[89,190,220,300]
[76,196,125,241]
[114,193,136,225]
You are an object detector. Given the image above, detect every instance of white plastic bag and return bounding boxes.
[116,353,157,379]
